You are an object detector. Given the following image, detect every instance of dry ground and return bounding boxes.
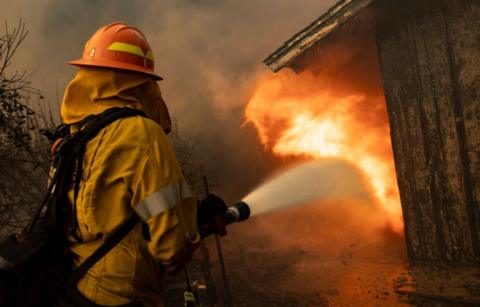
[209,202,478,306]
[165,201,480,306]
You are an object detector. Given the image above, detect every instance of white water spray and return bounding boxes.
[242,159,374,217]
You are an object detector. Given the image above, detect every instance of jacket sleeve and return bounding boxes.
[129,125,200,273]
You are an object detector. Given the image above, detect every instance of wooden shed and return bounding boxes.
[264,0,480,265]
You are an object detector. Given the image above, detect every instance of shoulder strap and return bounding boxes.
[66,107,147,242]
[23,108,146,236]
[76,107,147,143]
[25,108,147,285]
[64,107,147,285]
[55,107,147,157]
[53,108,147,240]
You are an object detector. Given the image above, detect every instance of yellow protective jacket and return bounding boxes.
[60,67,200,306]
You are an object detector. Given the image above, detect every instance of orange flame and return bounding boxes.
[245,70,403,231]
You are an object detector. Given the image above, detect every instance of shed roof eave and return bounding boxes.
[264,0,375,73]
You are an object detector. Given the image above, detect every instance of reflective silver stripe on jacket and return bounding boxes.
[134,178,193,220]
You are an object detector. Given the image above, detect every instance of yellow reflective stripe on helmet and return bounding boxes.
[107,42,154,61]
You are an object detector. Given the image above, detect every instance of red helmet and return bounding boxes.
[68,22,162,80]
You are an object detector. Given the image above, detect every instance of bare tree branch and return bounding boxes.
[0,20,51,235]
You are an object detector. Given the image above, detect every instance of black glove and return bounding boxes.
[197,194,228,238]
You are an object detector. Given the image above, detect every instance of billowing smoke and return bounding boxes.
[3,2,408,304]
[1,0,338,201]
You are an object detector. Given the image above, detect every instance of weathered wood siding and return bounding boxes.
[376,0,480,263]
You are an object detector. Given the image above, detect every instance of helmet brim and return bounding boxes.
[68,58,163,81]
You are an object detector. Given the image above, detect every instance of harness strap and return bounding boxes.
[40,107,147,286]
[67,214,139,286]
[63,108,147,283]
[56,108,147,242]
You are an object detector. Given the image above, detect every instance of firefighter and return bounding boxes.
[59,22,201,306]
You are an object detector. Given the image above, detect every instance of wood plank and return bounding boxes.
[377,6,440,261]
[444,0,480,262]
[377,0,480,263]
[407,2,474,263]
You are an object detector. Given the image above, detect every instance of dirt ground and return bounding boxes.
[165,201,480,306]
[213,201,409,307]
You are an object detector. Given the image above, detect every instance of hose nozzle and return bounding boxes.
[225,201,250,224]
[198,199,250,238]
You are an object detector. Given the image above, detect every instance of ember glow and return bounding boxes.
[245,70,403,231]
